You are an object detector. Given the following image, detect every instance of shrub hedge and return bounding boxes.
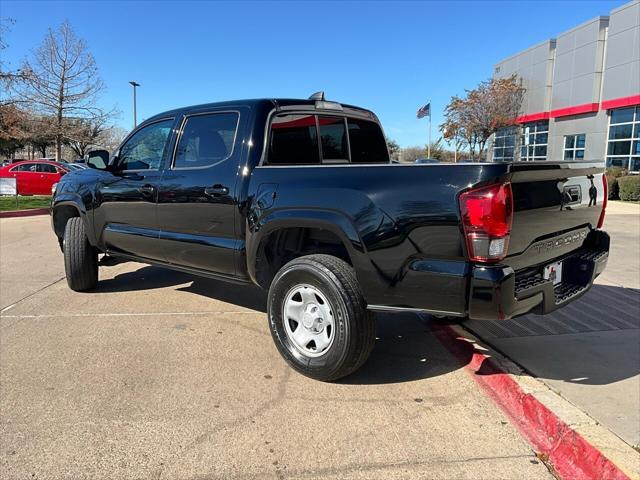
[605,167,628,200]
[618,175,640,202]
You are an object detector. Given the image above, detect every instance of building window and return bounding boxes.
[606,106,640,172]
[520,121,548,161]
[563,134,586,160]
[492,126,518,161]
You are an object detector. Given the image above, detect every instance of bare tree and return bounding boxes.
[97,126,127,152]
[16,21,110,160]
[65,116,107,158]
[0,17,30,104]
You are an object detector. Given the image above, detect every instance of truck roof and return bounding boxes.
[145,98,377,124]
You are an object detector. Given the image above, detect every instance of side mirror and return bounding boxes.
[86,150,110,170]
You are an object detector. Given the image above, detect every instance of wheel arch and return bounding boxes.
[52,199,96,246]
[247,209,366,289]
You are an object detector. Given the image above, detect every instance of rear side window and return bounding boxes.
[37,164,57,173]
[174,112,239,169]
[318,116,348,162]
[348,118,389,163]
[266,113,389,165]
[269,114,319,165]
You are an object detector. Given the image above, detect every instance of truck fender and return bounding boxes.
[245,208,366,285]
[51,196,97,247]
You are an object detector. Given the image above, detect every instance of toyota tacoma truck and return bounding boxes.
[50,94,610,381]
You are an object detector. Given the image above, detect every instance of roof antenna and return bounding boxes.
[308,91,325,101]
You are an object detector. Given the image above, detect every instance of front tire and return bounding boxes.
[267,254,375,381]
[63,217,98,291]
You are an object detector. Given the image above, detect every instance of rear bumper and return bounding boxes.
[468,230,609,320]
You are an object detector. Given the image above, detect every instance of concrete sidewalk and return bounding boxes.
[465,201,640,449]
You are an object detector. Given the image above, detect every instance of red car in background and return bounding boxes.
[0,160,70,195]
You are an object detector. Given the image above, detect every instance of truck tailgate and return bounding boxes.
[506,162,606,271]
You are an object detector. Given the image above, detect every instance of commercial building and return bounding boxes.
[489,0,640,172]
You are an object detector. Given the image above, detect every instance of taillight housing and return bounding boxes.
[459,182,514,263]
[597,174,607,229]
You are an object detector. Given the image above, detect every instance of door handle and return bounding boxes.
[140,184,155,197]
[204,185,229,197]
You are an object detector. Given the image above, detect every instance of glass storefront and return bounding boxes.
[563,134,586,160]
[606,106,640,172]
[492,126,518,161]
[520,121,548,161]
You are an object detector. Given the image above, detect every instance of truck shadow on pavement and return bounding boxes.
[95,265,468,384]
[94,266,639,387]
[464,284,640,386]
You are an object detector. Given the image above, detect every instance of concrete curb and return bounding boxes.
[430,321,638,480]
[0,208,49,219]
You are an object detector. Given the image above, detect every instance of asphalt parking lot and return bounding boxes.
[0,202,638,479]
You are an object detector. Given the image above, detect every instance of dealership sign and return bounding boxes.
[0,178,17,195]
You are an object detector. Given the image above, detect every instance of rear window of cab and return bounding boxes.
[266,114,389,165]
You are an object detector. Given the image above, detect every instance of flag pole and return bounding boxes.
[427,98,432,158]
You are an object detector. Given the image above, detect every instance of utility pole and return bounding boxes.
[129,81,140,127]
[427,98,432,159]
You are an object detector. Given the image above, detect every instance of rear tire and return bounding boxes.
[267,254,376,381]
[63,217,98,291]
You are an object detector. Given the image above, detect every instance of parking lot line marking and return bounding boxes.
[430,320,633,480]
[0,311,262,318]
[0,276,65,312]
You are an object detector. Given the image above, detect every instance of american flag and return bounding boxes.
[416,102,431,119]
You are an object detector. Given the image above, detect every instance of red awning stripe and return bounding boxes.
[550,102,599,118]
[601,94,640,110]
[515,111,550,124]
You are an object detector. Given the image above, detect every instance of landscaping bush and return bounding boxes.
[606,175,619,199]
[617,175,640,202]
[606,167,628,200]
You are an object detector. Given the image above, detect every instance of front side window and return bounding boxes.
[318,116,348,162]
[11,163,36,172]
[606,106,639,172]
[348,118,389,163]
[269,114,320,165]
[563,134,586,160]
[520,121,548,161]
[174,112,239,169]
[117,119,174,171]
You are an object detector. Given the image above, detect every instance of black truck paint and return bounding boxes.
[51,97,609,379]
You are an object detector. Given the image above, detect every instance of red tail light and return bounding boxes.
[459,182,513,263]
[597,173,607,229]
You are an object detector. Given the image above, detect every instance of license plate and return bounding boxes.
[543,261,563,285]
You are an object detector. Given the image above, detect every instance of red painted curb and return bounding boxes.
[0,208,49,218]
[431,322,630,480]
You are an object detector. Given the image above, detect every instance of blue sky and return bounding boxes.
[1,0,624,147]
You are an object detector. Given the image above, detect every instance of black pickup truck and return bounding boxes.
[50,95,610,381]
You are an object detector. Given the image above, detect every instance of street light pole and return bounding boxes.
[129,81,140,127]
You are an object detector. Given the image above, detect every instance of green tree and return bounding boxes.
[386,137,400,161]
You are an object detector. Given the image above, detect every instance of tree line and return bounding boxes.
[388,75,525,162]
[0,19,124,161]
